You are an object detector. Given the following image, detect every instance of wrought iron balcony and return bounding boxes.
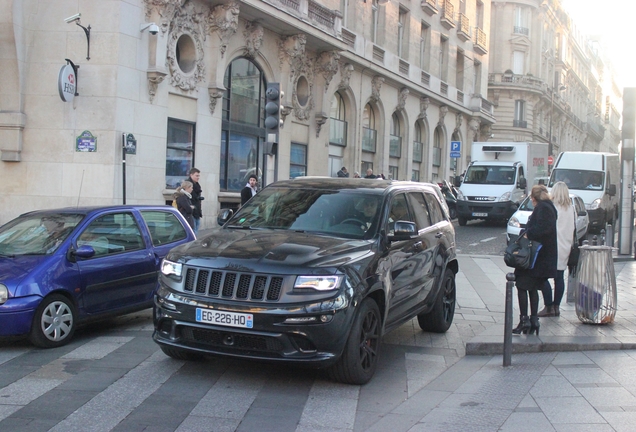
[474,27,488,55]
[457,13,470,41]
[441,0,455,29]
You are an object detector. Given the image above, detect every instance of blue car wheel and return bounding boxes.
[29,294,76,348]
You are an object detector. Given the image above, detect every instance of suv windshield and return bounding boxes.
[227,187,383,239]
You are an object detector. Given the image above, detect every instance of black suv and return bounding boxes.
[153,178,458,384]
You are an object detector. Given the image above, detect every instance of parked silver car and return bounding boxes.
[507,194,589,244]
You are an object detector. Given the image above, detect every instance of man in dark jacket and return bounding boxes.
[337,167,349,177]
[241,174,258,206]
[186,168,203,234]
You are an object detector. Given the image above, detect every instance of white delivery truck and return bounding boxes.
[548,151,619,232]
[454,142,549,226]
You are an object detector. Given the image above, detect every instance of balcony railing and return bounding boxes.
[413,141,423,163]
[488,73,545,92]
[362,127,377,153]
[513,26,529,36]
[389,135,402,158]
[441,0,455,29]
[440,82,448,95]
[513,119,527,128]
[329,118,347,146]
[474,27,488,55]
[586,120,606,140]
[273,0,341,36]
[308,0,337,28]
[421,0,438,15]
[457,13,470,41]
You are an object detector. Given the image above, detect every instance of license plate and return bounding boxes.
[472,212,488,217]
[196,309,253,329]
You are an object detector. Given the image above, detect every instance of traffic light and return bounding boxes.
[622,87,636,141]
[264,82,281,144]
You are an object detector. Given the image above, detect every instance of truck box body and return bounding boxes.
[455,142,549,225]
[548,151,619,232]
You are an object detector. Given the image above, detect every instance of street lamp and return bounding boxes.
[548,84,567,162]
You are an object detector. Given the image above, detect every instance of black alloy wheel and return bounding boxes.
[417,268,456,333]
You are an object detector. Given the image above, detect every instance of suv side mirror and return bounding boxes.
[608,184,616,196]
[217,209,234,226]
[518,178,527,190]
[389,221,417,242]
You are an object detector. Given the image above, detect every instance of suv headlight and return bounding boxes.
[0,284,7,305]
[294,275,341,291]
[161,259,182,278]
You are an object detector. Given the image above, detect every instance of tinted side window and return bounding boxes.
[424,192,445,224]
[77,212,144,256]
[407,192,432,229]
[141,211,188,246]
[387,194,413,235]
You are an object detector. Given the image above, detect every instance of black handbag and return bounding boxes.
[504,231,543,270]
[567,223,580,268]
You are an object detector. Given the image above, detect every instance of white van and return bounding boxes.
[548,152,619,232]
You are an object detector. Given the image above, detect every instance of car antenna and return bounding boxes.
[76,170,85,208]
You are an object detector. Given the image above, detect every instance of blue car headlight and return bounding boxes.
[0,284,7,305]
[161,259,182,278]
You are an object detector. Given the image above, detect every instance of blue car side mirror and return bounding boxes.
[74,245,96,258]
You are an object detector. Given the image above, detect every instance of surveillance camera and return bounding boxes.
[64,13,81,23]
[140,22,159,35]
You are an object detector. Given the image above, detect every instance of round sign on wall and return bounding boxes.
[58,64,76,102]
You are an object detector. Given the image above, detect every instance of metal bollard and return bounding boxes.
[600,229,606,246]
[503,273,515,367]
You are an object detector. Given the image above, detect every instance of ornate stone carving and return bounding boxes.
[370,76,384,103]
[280,104,293,127]
[438,105,448,126]
[469,117,481,140]
[397,88,409,111]
[492,89,500,107]
[147,69,167,102]
[338,63,354,90]
[143,0,183,33]
[418,96,430,119]
[292,73,315,121]
[165,2,207,92]
[207,1,240,58]
[315,51,340,92]
[315,112,328,138]
[208,85,226,115]
[278,34,307,77]
[243,21,263,59]
[454,113,463,133]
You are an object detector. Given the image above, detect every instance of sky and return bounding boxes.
[561,0,636,88]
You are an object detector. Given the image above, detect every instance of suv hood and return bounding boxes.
[175,229,374,269]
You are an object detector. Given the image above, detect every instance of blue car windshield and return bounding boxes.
[226,187,383,239]
[0,213,84,255]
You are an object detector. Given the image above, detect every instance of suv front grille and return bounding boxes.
[181,327,283,353]
[184,267,284,301]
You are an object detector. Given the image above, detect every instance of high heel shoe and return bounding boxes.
[529,316,540,335]
[512,315,531,335]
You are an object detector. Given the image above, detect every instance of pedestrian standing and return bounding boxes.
[241,174,258,206]
[512,184,557,336]
[364,169,376,179]
[174,181,195,230]
[353,171,361,178]
[538,181,575,317]
[186,168,203,234]
[337,167,349,178]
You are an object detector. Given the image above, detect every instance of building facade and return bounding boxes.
[487,0,620,163]
[0,0,494,227]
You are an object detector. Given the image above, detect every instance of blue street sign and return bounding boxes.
[450,140,461,158]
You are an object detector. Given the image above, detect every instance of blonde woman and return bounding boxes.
[538,181,576,317]
[173,180,195,229]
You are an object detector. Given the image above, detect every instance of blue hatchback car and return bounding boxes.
[0,206,195,348]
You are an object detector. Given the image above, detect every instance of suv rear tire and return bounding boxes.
[327,298,381,385]
[417,269,456,333]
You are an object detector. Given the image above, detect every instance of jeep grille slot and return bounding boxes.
[183,267,284,301]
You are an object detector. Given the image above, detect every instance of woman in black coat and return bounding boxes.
[513,184,557,335]
[174,181,195,230]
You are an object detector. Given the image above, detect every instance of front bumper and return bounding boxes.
[0,295,41,337]
[152,286,356,367]
[457,200,518,221]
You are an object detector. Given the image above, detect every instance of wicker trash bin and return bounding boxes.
[574,245,617,324]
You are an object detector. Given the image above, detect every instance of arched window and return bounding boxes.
[329,92,347,146]
[412,121,426,181]
[220,58,266,192]
[433,126,442,168]
[362,104,376,153]
[389,113,401,179]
